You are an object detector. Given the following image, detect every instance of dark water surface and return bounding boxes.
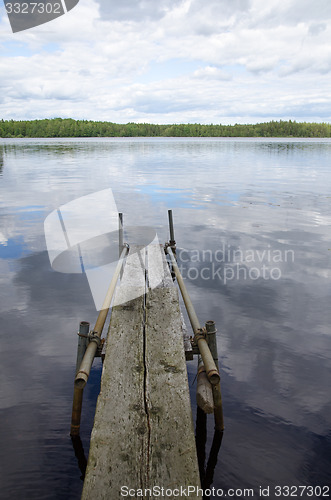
[0,138,330,499]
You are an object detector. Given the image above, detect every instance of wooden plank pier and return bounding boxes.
[70,211,224,499]
[82,244,201,498]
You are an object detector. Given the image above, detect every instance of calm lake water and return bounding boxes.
[0,138,330,499]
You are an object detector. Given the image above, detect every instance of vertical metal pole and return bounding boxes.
[206,320,218,364]
[119,213,124,280]
[168,209,176,246]
[205,320,224,432]
[76,321,90,372]
[119,213,123,257]
[71,387,84,437]
[70,321,90,437]
[167,208,177,262]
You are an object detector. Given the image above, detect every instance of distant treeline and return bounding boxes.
[1,118,331,138]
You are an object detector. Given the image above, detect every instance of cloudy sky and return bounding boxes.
[0,0,331,124]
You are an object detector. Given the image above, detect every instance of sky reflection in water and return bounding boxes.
[0,138,330,498]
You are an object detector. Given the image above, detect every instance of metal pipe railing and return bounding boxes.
[74,244,129,389]
[166,246,220,386]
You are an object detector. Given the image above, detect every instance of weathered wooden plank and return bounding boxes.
[145,244,201,496]
[82,245,202,499]
[196,357,214,414]
[147,244,173,289]
[113,245,146,306]
[101,245,145,360]
[82,247,147,499]
[145,286,201,496]
[147,245,193,359]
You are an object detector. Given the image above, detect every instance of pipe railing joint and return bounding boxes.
[193,327,207,344]
[164,241,176,251]
[88,332,102,347]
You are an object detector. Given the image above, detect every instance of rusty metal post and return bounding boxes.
[71,386,84,436]
[166,246,220,386]
[205,320,224,432]
[75,244,129,389]
[76,321,90,372]
[70,321,90,436]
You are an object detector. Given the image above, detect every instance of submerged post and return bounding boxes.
[70,321,90,436]
[71,386,84,437]
[75,244,129,389]
[205,320,224,432]
[166,246,220,385]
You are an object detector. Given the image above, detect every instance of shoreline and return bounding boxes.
[1,118,331,139]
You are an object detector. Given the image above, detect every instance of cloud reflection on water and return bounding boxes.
[0,138,330,497]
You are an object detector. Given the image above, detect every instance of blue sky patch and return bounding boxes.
[0,235,29,259]
[138,58,205,83]
[1,41,61,58]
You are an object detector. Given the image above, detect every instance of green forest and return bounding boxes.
[0,118,331,138]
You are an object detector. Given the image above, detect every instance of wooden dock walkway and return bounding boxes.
[82,245,202,499]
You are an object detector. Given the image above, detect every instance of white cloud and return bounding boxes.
[0,231,8,245]
[193,65,232,80]
[0,0,330,123]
